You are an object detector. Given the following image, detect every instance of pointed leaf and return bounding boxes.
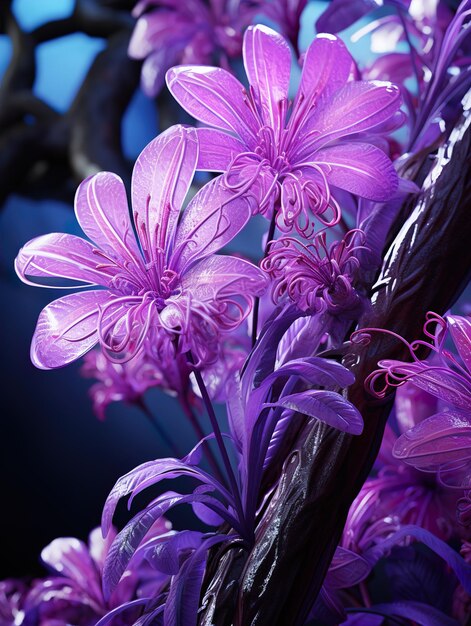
[271,390,363,434]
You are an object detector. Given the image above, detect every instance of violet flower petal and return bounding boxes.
[75,171,142,267]
[179,255,267,302]
[131,125,198,265]
[15,233,114,288]
[447,314,471,374]
[297,34,353,111]
[393,410,471,472]
[41,537,103,604]
[30,290,115,369]
[171,177,256,272]
[141,46,181,98]
[194,128,246,172]
[166,65,258,147]
[314,142,399,200]
[242,25,291,136]
[293,80,402,158]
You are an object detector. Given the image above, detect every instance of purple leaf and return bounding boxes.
[103,490,226,599]
[163,534,231,626]
[271,390,364,434]
[102,458,229,537]
[166,65,258,147]
[316,0,382,33]
[364,524,471,593]
[325,547,371,589]
[131,125,198,265]
[95,598,151,626]
[243,25,291,136]
[346,602,460,626]
[149,531,204,575]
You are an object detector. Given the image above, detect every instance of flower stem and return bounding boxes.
[180,395,228,487]
[135,398,182,458]
[251,211,277,346]
[188,352,247,536]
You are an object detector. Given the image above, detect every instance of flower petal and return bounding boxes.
[194,128,246,171]
[41,538,102,601]
[447,314,471,374]
[180,255,267,302]
[313,142,399,200]
[171,176,256,272]
[132,125,198,265]
[128,11,193,60]
[15,233,114,288]
[31,290,114,369]
[393,410,471,472]
[243,25,291,136]
[140,46,180,98]
[75,172,142,267]
[166,65,258,146]
[293,80,402,159]
[296,34,352,114]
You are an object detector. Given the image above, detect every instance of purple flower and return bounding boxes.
[15,125,267,370]
[366,313,471,490]
[261,229,367,316]
[81,342,189,421]
[166,25,402,236]
[18,523,169,625]
[128,0,257,97]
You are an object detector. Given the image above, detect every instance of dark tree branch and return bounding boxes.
[200,98,471,625]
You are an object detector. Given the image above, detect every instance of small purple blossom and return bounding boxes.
[128,0,257,97]
[365,313,471,490]
[262,229,367,316]
[11,522,170,626]
[15,125,267,370]
[166,25,402,236]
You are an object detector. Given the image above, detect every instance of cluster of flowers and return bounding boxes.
[3,0,471,624]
